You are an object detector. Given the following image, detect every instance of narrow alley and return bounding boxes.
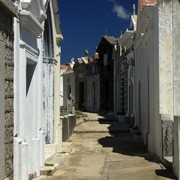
[39,113,176,180]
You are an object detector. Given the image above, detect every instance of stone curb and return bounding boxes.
[38,153,68,178]
[74,129,130,134]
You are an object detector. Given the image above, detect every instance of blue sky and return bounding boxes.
[59,0,138,65]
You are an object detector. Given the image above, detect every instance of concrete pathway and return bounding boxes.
[39,112,176,180]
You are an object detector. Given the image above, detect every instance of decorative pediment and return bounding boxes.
[21,0,32,9]
[19,0,48,36]
[20,0,47,23]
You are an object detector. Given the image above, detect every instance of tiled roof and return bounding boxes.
[60,65,68,70]
[89,57,93,63]
[140,0,158,9]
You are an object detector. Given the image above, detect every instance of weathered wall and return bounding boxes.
[172,0,180,116]
[135,5,160,154]
[159,0,173,118]
[43,63,54,144]
[158,0,174,159]
[0,13,6,179]
[14,1,45,178]
[172,1,180,178]
[61,115,76,142]
[0,1,17,178]
[50,0,62,151]
[135,1,175,160]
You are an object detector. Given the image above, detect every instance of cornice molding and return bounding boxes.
[19,10,43,36]
[20,40,39,57]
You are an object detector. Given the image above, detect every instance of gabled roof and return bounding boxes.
[61,64,74,76]
[119,30,134,48]
[103,36,117,45]
[96,36,117,53]
[77,57,89,64]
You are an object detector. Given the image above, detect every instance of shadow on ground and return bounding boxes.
[97,117,177,180]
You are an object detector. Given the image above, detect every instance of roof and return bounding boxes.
[140,0,158,9]
[119,30,134,48]
[103,36,117,45]
[60,65,68,70]
[77,57,89,64]
[62,69,74,76]
[89,57,94,63]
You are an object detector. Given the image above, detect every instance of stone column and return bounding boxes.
[54,46,62,151]
[50,0,63,151]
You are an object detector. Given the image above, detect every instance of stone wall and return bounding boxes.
[0,2,16,178]
[61,115,76,142]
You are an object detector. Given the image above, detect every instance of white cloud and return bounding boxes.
[107,0,130,20]
[113,4,129,19]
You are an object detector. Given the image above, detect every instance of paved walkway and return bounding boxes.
[40,112,176,180]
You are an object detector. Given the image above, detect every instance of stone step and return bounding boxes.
[39,152,68,177]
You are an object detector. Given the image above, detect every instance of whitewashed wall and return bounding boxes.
[14,0,46,179]
[43,63,54,144]
[135,1,174,160]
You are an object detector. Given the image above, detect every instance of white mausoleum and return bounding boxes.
[13,0,63,179]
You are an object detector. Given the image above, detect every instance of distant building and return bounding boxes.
[86,57,100,112]
[73,37,116,113]
[114,5,137,123]
[61,59,75,108]
[96,36,116,112]
[73,53,89,110]
[60,65,68,107]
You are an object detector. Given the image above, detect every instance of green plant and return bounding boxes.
[75,110,86,116]
[44,163,54,166]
